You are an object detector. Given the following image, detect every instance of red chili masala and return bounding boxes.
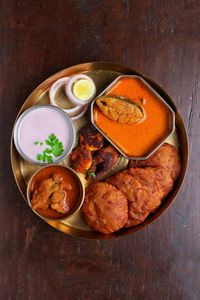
[30,166,81,219]
[94,77,171,157]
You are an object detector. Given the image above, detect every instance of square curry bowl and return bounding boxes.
[90,75,175,160]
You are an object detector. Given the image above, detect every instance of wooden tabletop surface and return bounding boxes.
[1,1,199,299]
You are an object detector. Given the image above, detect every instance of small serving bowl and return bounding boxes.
[27,165,85,221]
[13,105,75,166]
[91,75,175,160]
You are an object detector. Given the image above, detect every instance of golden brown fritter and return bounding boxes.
[79,124,104,151]
[89,145,120,177]
[129,143,181,181]
[31,176,63,210]
[50,191,69,214]
[82,182,128,234]
[70,145,92,173]
[107,167,173,227]
[96,96,144,124]
[125,211,149,227]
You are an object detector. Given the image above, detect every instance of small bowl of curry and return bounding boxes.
[91,75,175,160]
[27,165,85,221]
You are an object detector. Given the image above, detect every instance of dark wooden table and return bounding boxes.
[1,1,200,299]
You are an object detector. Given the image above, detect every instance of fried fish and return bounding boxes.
[96,96,144,124]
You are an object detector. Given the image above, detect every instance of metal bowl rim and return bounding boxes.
[13,104,76,166]
[26,164,85,221]
[90,74,175,160]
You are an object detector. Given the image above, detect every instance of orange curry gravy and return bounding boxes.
[94,77,171,157]
[30,166,81,219]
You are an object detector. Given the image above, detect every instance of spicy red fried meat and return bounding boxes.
[89,145,119,177]
[79,123,104,151]
[70,145,92,173]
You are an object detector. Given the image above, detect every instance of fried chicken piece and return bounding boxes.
[50,191,69,214]
[31,176,63,210]
[96,96,144,124]
[129,143,181,181]
[107,167,173,227]
[70,145,92,173]
[79,124,104,151]
[82,182,128,234]
[89,145,119,177]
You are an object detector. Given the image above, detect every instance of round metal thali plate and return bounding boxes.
[10,62,188,240]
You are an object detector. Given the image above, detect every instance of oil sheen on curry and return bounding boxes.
[30,166,80,219]
[94,77,171,158]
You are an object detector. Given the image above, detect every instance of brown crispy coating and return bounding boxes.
[128,143,181,181]
[96,96,144,124]
[107,167,173,227]
[70,145,92,173]
[125,211,149,227]
[89,145,119,177]
[82,182,128,234]
[79,124,104,151]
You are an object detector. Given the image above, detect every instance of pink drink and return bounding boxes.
[18,106,72,163]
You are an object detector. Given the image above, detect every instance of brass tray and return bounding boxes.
[10,62,188,240]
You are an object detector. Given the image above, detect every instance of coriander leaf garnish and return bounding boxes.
[44,148,52,154]
[87,170,96,178]
[45,133,64,157]
[36,154,43,161]
[34,141,43,146]
[36,133,64,163]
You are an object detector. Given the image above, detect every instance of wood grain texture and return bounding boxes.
[0,0,200,299]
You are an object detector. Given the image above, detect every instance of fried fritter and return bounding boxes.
[82,182,128,234]
[89,145,119,177]
[79,124,104,151]
[129,143,181,181]
[107,167,173,227]
[70,145,92,173]
[125,211,149,227]
[50,191,69,214]
[96,96,144,124]
[31,176,63,210]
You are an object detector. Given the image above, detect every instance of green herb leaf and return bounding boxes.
[34,141,43,146]
[36,154,42,161]
[45,140,51,146]
[44,148,52,154]
[87,170,96,178]
[36,133,64,163]
[45,133,64,157]
[46,155,53,163]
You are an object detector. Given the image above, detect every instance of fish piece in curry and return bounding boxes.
[96,96,144,124]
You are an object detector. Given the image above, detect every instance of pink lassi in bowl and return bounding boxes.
[13,105,75,165]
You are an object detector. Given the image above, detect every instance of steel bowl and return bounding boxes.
[91,75,175,160]
[13,104,75,166]
[26,165,85,221]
